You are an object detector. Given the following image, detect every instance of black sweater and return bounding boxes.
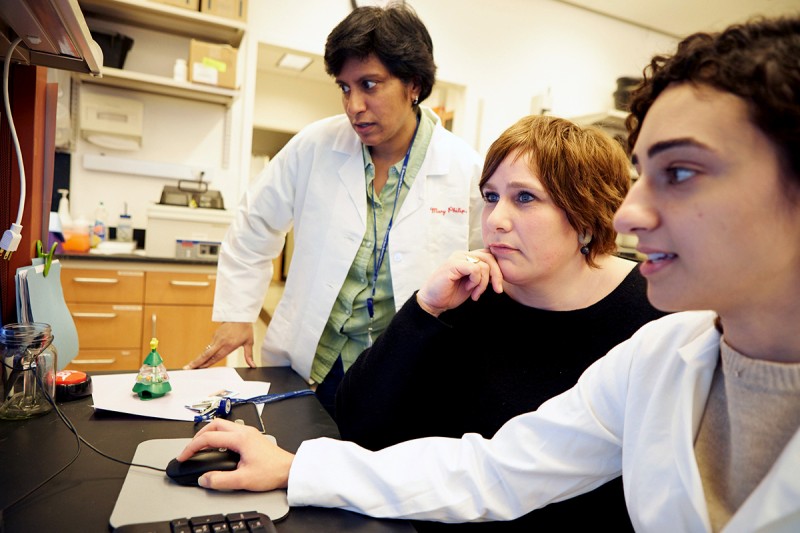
[336,265,667,532]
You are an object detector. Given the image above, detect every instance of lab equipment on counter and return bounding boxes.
[159,180,225,209]
[145,204,233,260]
[175,240,221,261]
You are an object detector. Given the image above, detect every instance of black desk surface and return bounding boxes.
[0,367,413,532]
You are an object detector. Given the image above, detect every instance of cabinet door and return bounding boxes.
[70,303,143,349]
[141,304,221,369]
[65,348,141,371]
[62,268,145,303]
[144,271,216,305]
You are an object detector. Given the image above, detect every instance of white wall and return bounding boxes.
[252,71,340,133]
[246,0,677,154]
[67,0,678,232]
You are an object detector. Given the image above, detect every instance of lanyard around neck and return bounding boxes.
[367,115,421,323]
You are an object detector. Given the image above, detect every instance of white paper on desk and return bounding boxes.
[90,367,271,422]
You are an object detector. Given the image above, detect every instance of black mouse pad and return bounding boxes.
[109,438,289,529]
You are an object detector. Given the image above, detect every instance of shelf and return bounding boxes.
[78,0,245,47]
[78,66,237,106]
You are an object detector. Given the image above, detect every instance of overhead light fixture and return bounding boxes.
[277,52,312,72]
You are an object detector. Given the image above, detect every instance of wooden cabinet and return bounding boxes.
[141,270,221,369]
[62,261,221,371]
[62,268,145,371]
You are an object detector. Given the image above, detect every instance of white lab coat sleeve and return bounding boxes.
[213,140,298,323]
[287,339,636,522]
[288,311,800,531]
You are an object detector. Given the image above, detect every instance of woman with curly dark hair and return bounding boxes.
[179,15,800,532]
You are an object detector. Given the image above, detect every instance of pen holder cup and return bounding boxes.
[0,322,57,420]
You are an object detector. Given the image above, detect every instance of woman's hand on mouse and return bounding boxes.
[416,249,503,317]
[177,418,294,491]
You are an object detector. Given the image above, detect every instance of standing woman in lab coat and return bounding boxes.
[178,15,800,531]
[186,4,484,417]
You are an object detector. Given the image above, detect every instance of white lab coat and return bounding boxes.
[288,311,800,532]
[213,109,484,380]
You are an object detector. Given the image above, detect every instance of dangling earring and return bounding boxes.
[412,96,419,106]
[579,233,592,256]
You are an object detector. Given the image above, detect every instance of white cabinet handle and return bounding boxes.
[169,280,210,287]
[73,277,119,284]
[71,358,116,365]
[72,312,117,319]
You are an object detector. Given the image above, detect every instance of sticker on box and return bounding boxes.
[192,62,219,85]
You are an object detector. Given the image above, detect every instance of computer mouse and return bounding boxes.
[166,448,240,487]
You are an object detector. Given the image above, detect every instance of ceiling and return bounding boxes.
[256,0,800,81]
[557,0,800,38]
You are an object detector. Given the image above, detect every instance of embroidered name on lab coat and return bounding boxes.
[430,207,467,216]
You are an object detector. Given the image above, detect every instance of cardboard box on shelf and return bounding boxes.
[152,0,201,10]
[200,0,247,22]
[189,39,238,89]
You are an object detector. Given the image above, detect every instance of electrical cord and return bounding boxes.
[1,37,26,260]
[0,360,165,518]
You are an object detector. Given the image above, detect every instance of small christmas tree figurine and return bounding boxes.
[132,337,172,400]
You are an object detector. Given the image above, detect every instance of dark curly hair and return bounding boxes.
[479,115,631,268]
[324,3,437,105]
[626,15,800,189]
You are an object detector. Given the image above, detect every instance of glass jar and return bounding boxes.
[0,322,57,420]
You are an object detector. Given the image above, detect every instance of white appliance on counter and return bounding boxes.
[144,204,234,260]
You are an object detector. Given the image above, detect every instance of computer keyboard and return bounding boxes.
[112,511,278,532]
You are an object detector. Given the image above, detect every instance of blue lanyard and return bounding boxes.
[230,390,315,405]
[366,116,420,344]
[192,390,315,423]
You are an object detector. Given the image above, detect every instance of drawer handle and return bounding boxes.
[73,277,119,284]
[169,280,210,287]
[71,358,117,365]
[72,312,118,319]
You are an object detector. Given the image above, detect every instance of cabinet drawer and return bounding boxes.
[62,268,145,303]
[70,303,143,349]
[65,348,141,372]
[145,271,216,305]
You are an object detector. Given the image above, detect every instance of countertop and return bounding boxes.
[56,251,219,267]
